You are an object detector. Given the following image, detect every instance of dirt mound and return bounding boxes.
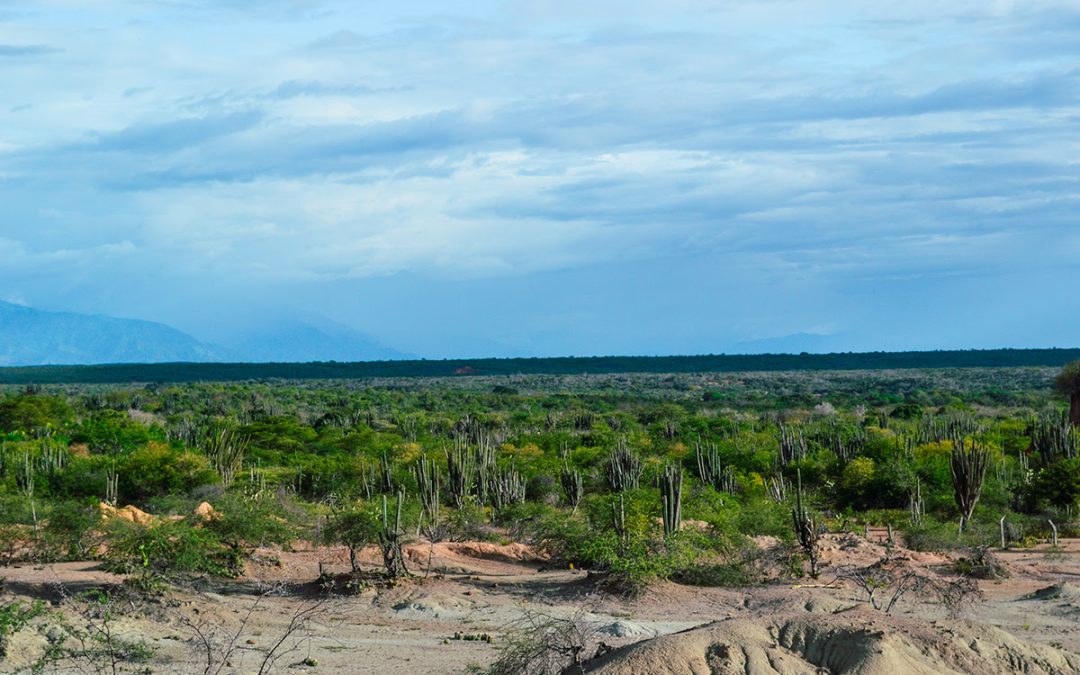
[191,501,220,523]
[440,542,545,563]
[97,502,155,525]
[584,610,1080,674]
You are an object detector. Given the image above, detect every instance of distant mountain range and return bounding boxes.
[731,332,838,354]
[0,302,406,365]
[222,318,408,363]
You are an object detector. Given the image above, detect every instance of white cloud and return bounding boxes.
[1,0,1078,353]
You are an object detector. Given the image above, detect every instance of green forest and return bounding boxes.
[1,347,1079,384]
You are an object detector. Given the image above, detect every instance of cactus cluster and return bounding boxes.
[767,472,787,503]
[1029,410,1076,468]
[816,419,867,463]
[604,440,643,492]
[559,454,584,513]
[490,462,526,511]
[413,455,441,523]
[777,423,807,466]
[694,440,735,495]
[201,424,248,487]
[379,451,397,494]
[950,435,990,533]
[909,477,924,525]
[660,464,682,537]
[917,414,983,445]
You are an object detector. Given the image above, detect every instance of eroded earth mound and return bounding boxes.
[584,606,1080,675]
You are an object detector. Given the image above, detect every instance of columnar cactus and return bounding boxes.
[413,455,441,523]
[950,435,990,533]
[560,456,584,513]
[909,477,924,526]
[660,464,683,537]
[445,442,474,508]
[1029,410,1076,467]
[604,440,643,493]
[379,491,409,578]
[490,462,526,511]
[201,424,248,487]
[611,493,627,545]
[695,440,735,494]
[379,451,397,494]
[792,469,820,577]
[767,472,787,503]
[777,423,807,467]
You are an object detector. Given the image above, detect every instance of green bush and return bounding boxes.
[734,497,792,539]
[101,520,243,579]
[206,492,303,548]
[1031,458,1080,511]
[0,394,73,435]
[42,500,101,561]
[71,409,152,455]
[117,444,218,504]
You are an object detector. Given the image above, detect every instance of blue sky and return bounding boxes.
[1,1,1079,357]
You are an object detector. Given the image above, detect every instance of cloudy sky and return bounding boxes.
[2,0,1079,358]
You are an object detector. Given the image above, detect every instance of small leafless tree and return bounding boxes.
[485,607,601,675]
[834,557,983,618]
[834,560,925,613]
[177,578,333,675]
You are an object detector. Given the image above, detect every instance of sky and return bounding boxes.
[1,0,1079,358]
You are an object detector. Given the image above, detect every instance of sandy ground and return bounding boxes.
[2,534,1080,673]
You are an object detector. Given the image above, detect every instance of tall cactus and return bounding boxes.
[16,451,34,499]
[106,461,119,506]
[777,423,807,467]
[445,442,474,508]
[379,491,409,578]
[379,451,397,494]
[412,455,441,524]
[791,469,820,577]
[767,472,787,503]
[909,477,924,525]
[604,440,643,493]
[1029,410,1076,468]
[202,424,248,487]
[660,464,683,537]
[950,435,990,533]
[695,440,736,495]
[473,444,496,505]
[611,493,627,546]
[559,455,584,514]
[491,462,526,511]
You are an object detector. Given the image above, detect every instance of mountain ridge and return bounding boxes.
[0,302,406,366]
[0,301,220,366]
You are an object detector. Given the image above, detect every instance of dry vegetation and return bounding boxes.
[1,364,1080,673]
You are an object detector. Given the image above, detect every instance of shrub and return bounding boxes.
[482,608,598,675]
[71,409,152,455]
[0,394,73,435]
[101,520,243,579]
[672,548,763,587]
[205,492,302,548]
[446,497,494,542]
[1031,458,1080,511]
[117,444,218,504]
[42,500,102,561]
[735,497,792,539]
[953,545,1009,580]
